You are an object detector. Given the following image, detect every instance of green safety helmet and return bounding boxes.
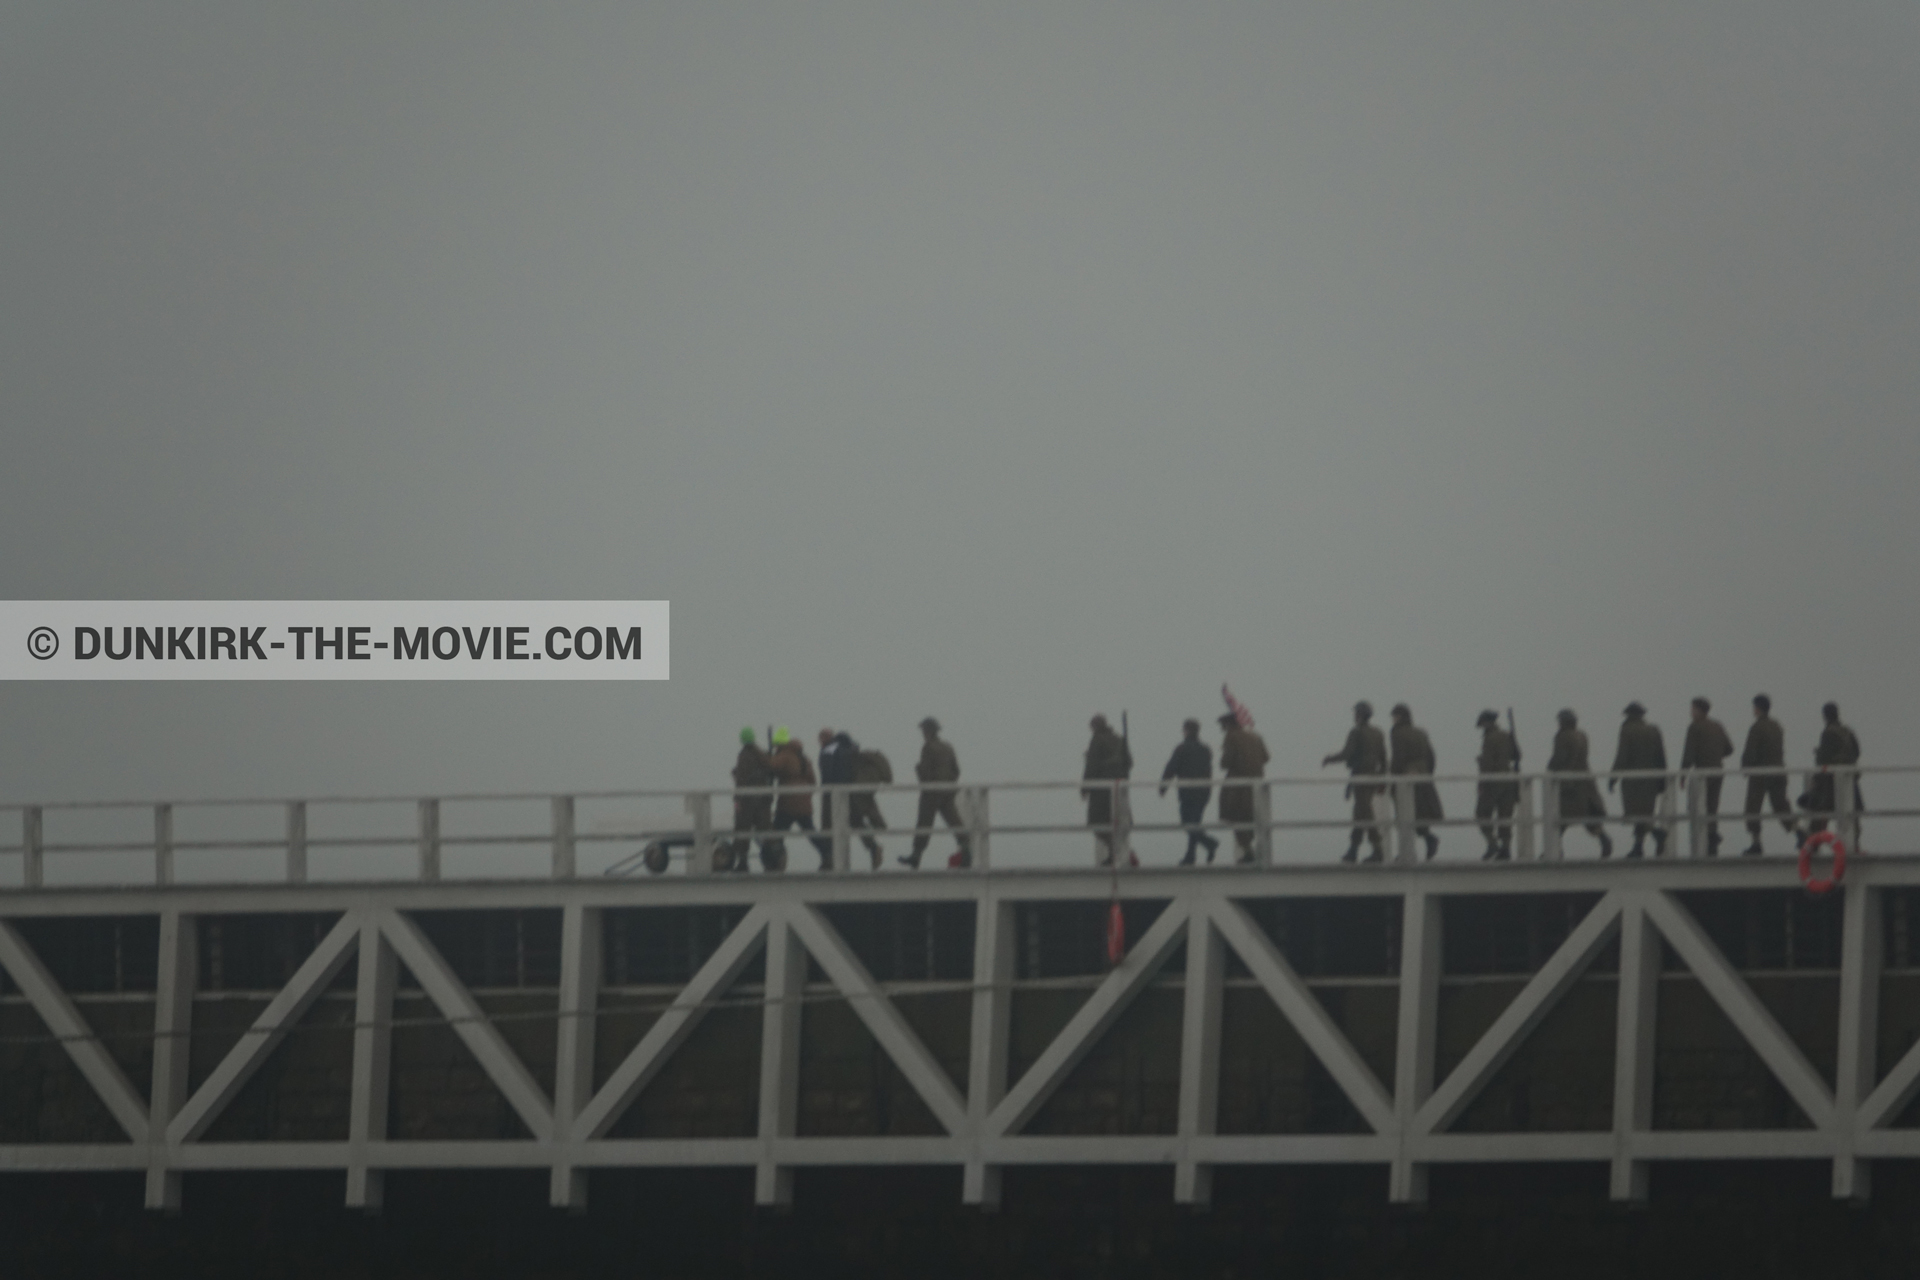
[772,726,791,745]
[740,727,756,745]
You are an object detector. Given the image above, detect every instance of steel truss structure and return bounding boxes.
[1,854,1918,1211]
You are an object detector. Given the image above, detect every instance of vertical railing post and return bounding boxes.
[551,796,576,880]
[1252,782,1273,867]
[22,807,42,889]
[686,792,714,876]
[1514,775,1537,861]
[286,801,308,884]
[1838,767,1860,855]
[1541,775,1563,861]
[1686,774,1706,859]
[968,786,991,873]
[1393,780,1417,864]
[1113,781,1130,868]
[830,785,851,873]
[1655,780,1676,858]
[417,799,440,883]
[153,804,173,887]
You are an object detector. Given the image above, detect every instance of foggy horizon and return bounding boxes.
[4,5,1916,831]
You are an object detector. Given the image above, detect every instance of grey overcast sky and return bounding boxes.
[2,4,1917,853]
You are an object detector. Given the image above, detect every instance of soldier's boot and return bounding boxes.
[1178,848,1196,867]
[1422,830,1440,861]
[1742,838,1764,856]
[1495,839,1512,861]
[1652,829,1668,858]
[1341,835,1363,864]
[1362,834,1385,864]
[897,847,924,870]
[1203,834,1220,863]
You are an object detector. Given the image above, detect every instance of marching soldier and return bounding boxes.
[1609,703,1669,858]
[1388,704,1443,860]
[819,728,886,869]
[901,717,971,869]
[1804,702,1863,839]
[727,727,776,873]
[1083,714,1134,868]
[1322,702,1389,863]
[1740,694,1797,855]
[767,727,829,869]
[1218,713,1270,865]
[1550,709,1613,858]
[1161,719,1219,866]
[1679,697,1735,854]
[1474,710,1519,860]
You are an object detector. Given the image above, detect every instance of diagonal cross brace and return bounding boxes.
[373,908,556,1143]
[1415,891,1625,1138]
[1207,898,1394,1134]
[1859,1043,1920,1134]
[572,903,772,1142]
[785,902,968,1134]
[0,919,150,1144]
[1643,889,1836,1131]
[169,911,361,1145]
[986,899,1192,1140]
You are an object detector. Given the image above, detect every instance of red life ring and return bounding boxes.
[1798,831,1847,894]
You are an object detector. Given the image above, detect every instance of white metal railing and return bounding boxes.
[0,764,1899,888]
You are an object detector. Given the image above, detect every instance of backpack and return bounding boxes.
[853,750,893,785]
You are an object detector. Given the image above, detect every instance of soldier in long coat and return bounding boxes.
[1549,709,1613,858]
[1679,697,1735,854]
[1082,715,1134,868]
[767,728,830,870]
[1217,714,1270,865]
[1474,710,1520,860]
[1388,704,1444,860]
[727,728,776,873]
[1609,703,1668,858]
[1740,694,1797,855]
[1322,702,1389,862]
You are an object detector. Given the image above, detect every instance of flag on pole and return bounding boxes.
[1222,684,1254,729]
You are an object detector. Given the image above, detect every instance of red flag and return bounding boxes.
[1221,684,1254,729]
[1106,901,1127,966]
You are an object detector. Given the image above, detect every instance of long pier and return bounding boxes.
[0,767,1911,1212]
